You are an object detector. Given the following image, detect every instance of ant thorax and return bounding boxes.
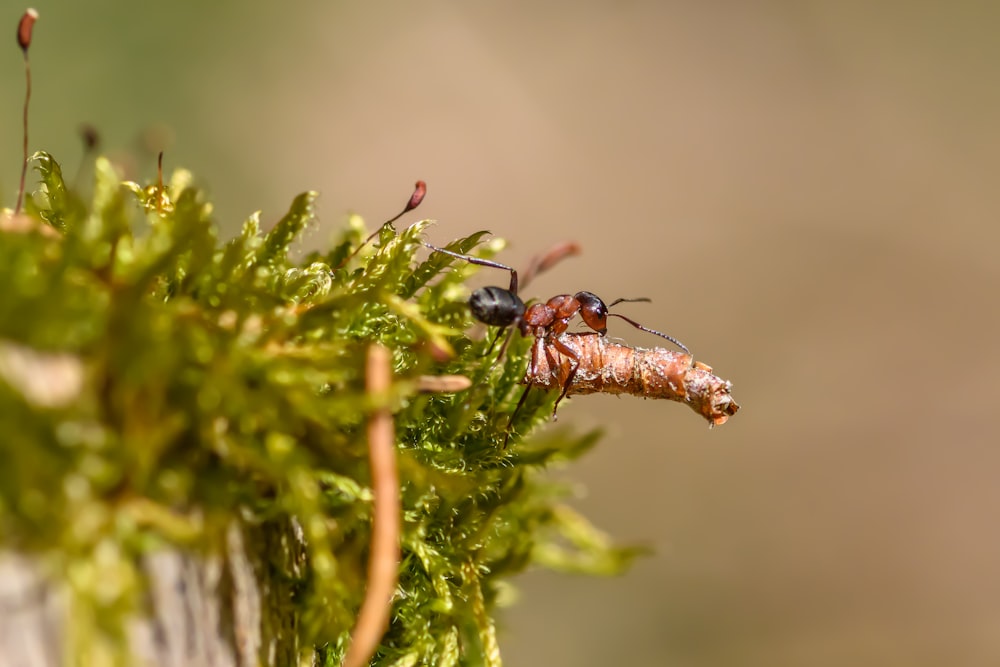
[519,302,555,336]
[518,293,610,338]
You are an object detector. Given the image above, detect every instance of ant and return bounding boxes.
[423,241,691,444]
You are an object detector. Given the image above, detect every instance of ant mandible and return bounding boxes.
[423,241,691,442]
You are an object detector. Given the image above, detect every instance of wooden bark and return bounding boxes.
[0,520,307,667]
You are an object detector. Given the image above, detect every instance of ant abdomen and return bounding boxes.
[469,286,525,327]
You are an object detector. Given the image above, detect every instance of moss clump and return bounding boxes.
[0,153,641,666]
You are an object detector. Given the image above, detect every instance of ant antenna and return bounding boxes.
[608,312,690,355]
[421,242,519,294]
[337,181,426,269]
[504,384,534,447]
[14,8,38,216]
[605,297,688,352]
[607,297,651,307]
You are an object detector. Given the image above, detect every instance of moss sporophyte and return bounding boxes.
[0,151,648,665]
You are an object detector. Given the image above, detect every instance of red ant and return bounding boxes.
[423,241,691,444]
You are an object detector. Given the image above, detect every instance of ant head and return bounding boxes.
[469,286,525,328]
[574,291,609,334]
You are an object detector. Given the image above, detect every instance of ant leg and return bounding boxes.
[422,242,519,294]
[608,312,690,355]
[482,327,504,357]
[479,327,514,367]
[487,327,517,362]
[549,335,581,419]
[504,384,533,448]
[503,335,544,446]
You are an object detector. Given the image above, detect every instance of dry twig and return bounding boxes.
[525,334,740,426]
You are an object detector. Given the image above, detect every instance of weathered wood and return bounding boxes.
[0,521,306,667]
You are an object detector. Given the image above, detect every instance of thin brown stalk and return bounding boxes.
[14,9,38,216]
[335,181,426,270]
[342,344,401,667]
[520,240,581,290]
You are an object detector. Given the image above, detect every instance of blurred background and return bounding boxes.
[4,1,999,665]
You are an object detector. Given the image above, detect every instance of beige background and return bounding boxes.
[5,2,999,664]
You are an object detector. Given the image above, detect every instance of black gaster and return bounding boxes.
[469,286,525,328]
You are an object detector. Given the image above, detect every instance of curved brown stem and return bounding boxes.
[342,344,400,667]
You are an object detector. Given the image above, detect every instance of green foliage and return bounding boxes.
[0,153,640,666]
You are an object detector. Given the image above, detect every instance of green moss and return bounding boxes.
[0,153,641,666]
